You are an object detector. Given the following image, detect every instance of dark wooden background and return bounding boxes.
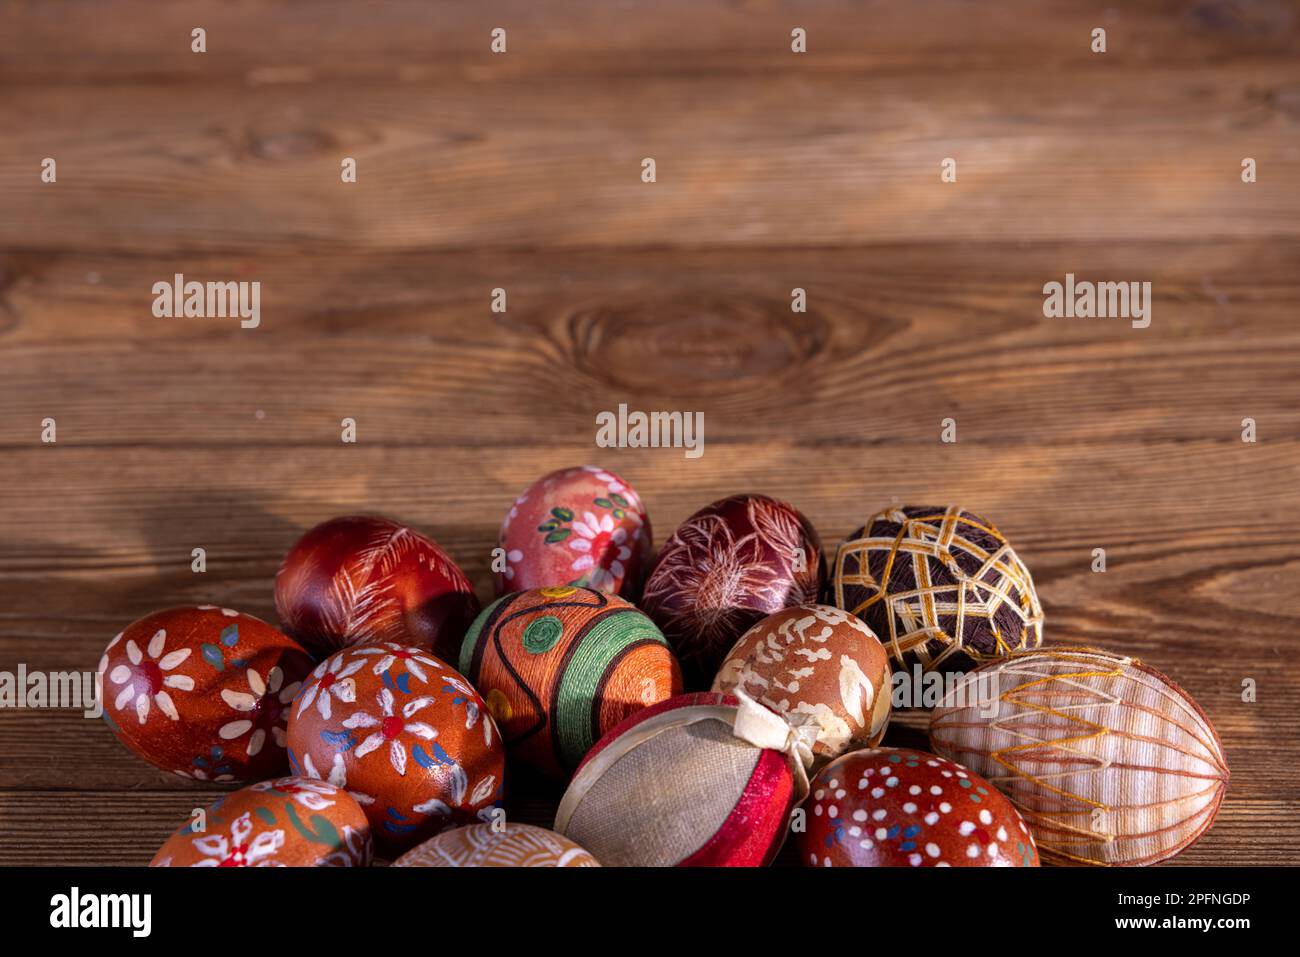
[1,0,1297,866]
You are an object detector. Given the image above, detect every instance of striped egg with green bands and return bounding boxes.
[459,585,683,779]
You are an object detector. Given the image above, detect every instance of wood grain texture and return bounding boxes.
[1,0,1297,865]
[5,1,1297,81]
[4,67,1298,251]
[3,244,1299,446]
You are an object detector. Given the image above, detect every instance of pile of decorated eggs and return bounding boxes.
[94,472,1227,868]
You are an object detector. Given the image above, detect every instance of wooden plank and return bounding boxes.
[2,244,1298,448]
[4,1,1297,83]
[2,65,1297,252]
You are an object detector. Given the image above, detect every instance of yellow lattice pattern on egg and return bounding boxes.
[833,506,1043,670]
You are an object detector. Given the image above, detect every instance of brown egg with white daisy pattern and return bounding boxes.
[797,747,1039,867]
[150,777,371,867]
[97,606,313,783]
[286,642,506,853]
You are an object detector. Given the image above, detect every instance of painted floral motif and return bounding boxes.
[286,641,506,850]
[297,749,376,806]
[106,628,193,724]
[346,687,439,775]
[197,605,242,617]
[353,642,442,683]
[496,466,651,598]
[218,665,301,757]
[320,825,371,867]
[295,653,364,720]
[532,492,644,590]
[152,777,372,867]
[412,769,500,820]
[250,776,341,811]
[441,671,494,747]
[191,812,285,867]
[569,511,635,590]
[583,465,634,495]
[96,631,122,679]
[99,606,313,782]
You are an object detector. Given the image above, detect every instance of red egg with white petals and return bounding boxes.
[287,642,506,853]
[97,606,312,782]
[150,777,371,867]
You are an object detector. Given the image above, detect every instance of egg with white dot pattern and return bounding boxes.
[796,747,1039,867]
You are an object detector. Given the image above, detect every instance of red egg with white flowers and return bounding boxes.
[96,606,312,782]
[286,642,506,853]
[150,777,371,867]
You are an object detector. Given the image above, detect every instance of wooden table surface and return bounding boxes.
[1,0,1298,866]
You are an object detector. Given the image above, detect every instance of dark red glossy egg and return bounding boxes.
[274,515,480,662]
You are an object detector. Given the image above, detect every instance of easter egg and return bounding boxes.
[831,505,1043,670]
[642,494,824,687]
[150,776,371,867]
[286,642,505,852]
[459,585,683,778]
[798,747,1039,867]
[393,823,599,867]
[712,604,892,765]
[555,692,810,866]
[97,606,312,782]
[929,647,1229,866]
[496,466,652,599]
[274,515,480,661]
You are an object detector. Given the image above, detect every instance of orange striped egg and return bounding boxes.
[459,586,683,779]
[929,647,1228,866]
